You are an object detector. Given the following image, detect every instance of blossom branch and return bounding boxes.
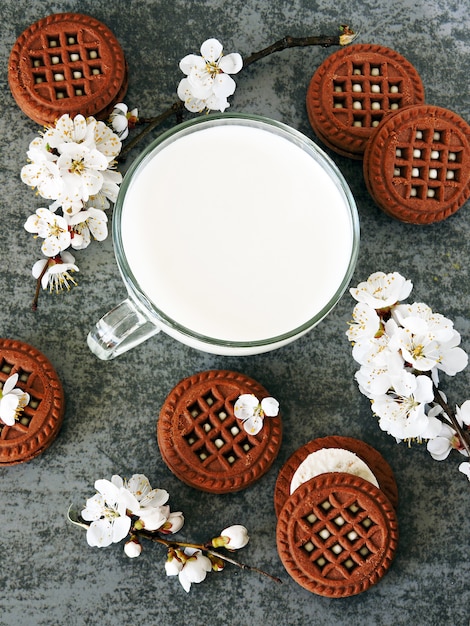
[119,25,356,160]
[136,529,282,583]
[69,473,282,592]
[347,271,470,480]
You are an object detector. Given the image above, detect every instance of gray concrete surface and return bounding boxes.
[0,1,469,624]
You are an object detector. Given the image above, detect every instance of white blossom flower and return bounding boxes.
[178,38,242,112]
[96,169,123,205]
[346,302,381,344]
[177,79,213,113]
[429,401,470,460]
[109,103,139,140]
[89,117,122,162]
[350,271,413,309]
[436,332,468,376]
[44,113,89,148]
[21,137,64,199]
[391,325,468,375]
[124,474,170,508]
[57,143,109,203]
[351,328,392,369]
[0,374,30,426]
[392,302,456,343]
[50,186,84,216]
[67,207,108,250]
[120,474,171,532]
[218,525,249,550]
[427,422,460,460]
[177,548,212,593]
[32,251,79,293]
[372,374,439,440]
[234,394,279,435]
[355,353,411,399]
[81,476,131,548]
[24,207,71,256]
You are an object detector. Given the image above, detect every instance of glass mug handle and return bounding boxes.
[87,298,161,360]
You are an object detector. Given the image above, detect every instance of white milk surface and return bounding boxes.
[121,124,354,342]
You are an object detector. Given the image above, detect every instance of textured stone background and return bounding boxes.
[0,1,469,625]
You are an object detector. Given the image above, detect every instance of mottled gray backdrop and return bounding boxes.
[0,1,469,625]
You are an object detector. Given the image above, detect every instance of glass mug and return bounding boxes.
[87,114,360,359]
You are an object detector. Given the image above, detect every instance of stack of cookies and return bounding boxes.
[306,43,470,224]
[275,436,399,597]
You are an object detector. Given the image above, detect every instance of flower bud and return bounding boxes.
[165,548,184,576]
[208,554,225,572]
[124,536,142,558]
[161,511,185,534]
[212,524,249,550]
[178,549,212,592]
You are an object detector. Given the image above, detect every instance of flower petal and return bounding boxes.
[242,414,264,435]
[3,373,19,395]
[219,52,243,74]
[0,395,19,425]
[212,73,237,99]
[200,38,223,62]
[179,54,205,75]
[112,514,131,543]
[261,397,279,417]
[234,394,259,421]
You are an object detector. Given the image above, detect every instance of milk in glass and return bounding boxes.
[121,123,355,343]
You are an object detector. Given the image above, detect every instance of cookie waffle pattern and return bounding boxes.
[274,436,399,516]
[0,339,64,465]
[276,473,398,597]
[8,12,127,125]
[157,370,282,493]
[306,44,425,159]
[364,104,470,223]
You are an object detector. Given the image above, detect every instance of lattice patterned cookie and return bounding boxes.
[0,339,64,465]
[276,472,398,597]
[8,12,128,126]
[306,44,425,159]
[364,104,470,223]
[157,370,282,493]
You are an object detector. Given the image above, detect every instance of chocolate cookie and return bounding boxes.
[363,104,470,223]
[274,436,398,516]
[157,370,282,493]
[306,44,425,159]
[8,12,128,126]
[276,472,399,597]
[0,339,65,465]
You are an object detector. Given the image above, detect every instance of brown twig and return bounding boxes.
[119,101,185,160]
[242,30,353,68]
